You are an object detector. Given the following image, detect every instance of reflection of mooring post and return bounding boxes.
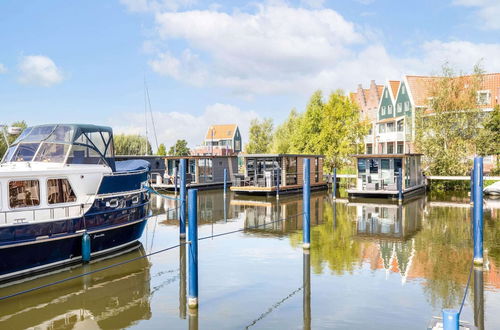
[473,157,484,265]
[188,189,199,309]
[398,167,403,205]
[332,168,337,200]
[188,308,199,330]
[333,202,337,230]
[303,251,311,330]
[179,241,187,319]
[303,159,311,250]
[174,167,178,196]
[276,167,281,200]
[180,159,187,239]
[474,267,484,330]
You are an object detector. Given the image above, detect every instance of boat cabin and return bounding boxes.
[156,155,238,190]
[347,153,425,199]
[230,154,327,195]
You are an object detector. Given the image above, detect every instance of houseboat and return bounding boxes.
[0,124,150,282]
[230,154,328,196]
[347,153,426,199]
[155,155,238,191]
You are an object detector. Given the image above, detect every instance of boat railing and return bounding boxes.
[0,203,93,225]
[232,172,281,188]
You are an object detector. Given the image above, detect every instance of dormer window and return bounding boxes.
[404,101,410,111]
[397,103,402,113]
[477,90,491,105]
[381,106,386,115]
[388,105,393,114]
[402,85,406,94]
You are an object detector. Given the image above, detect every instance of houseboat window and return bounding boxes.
[9,180,40,208]
[379,124,386,133]
[357,159,366,172]
[285,157,297,185]
[34,143,70,163]
[47,179,77,204]
[394,158,402,173]
[199,159,213,183]
[366,144,373,154]
[369,159,378,174]
[386,122,395,132]
[9,143,40,162]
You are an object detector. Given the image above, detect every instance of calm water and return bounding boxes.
[0,189,499,329]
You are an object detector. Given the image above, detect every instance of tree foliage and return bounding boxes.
[157,143,167,156]
[415,64,485,175]
[270,90,368,171]
[245,118,274,154]
[478,105,500,173]
[0,121,28,158]
[168,139,190,156]
[114,134,152,155]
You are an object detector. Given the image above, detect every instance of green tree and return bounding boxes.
[168,139,190,156]
[245,118,273,153]
[415,64,485,175]
[114,134,152,155]
[271,108,301,153]
[0,121,28,158]
[292,90,324,153]
[316,91,368,170]
[478,105,500,173]
[157,143,167,156]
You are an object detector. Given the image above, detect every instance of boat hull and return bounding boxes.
[0,217,147,282]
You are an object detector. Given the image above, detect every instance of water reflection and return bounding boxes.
[0,244,151,329]
[303,251,311,330]
[474,267,484,330]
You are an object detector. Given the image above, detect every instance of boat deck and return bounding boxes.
[153,182,230,191]
[347,184,426,199]
[230,182,328,195]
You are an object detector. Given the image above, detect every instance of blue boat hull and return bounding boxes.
[0,217,147,282]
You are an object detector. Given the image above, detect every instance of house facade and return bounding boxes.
[353,73,500,165]
[191,124,242,156]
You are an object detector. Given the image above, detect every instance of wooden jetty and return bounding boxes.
[230,154,328,196]
[347,153,426,199]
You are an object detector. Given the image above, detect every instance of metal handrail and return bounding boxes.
[0,203,93,224]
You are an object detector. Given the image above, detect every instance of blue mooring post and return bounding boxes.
[180,159,187,239]
[473,157,484,265]
[223,168,227,197]
[332,168,337,200]
[398,167,403,204]
[303,159,310,249]
[82,231,91,263]
[188,189,199,309]
[442,309,459,330]
[470,168,474,205]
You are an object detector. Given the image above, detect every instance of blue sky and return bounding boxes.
[1,0,500,150]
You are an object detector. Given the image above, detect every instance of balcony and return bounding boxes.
[377,131,405,143]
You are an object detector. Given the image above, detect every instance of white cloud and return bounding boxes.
[453,0,500,30]
[18,55,64,87]
[0,63,7,74]
[300,0,325,8]
[124,2,500,96]
[110,103,259,148]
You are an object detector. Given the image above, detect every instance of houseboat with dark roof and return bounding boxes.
[230,154,328,196]
[347,153,425,199]
[0,124,150,282]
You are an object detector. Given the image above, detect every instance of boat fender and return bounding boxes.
[82,231,91,263]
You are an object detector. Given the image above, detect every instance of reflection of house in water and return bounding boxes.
[0,245,151,329]
[352,197,425,283]
[230,192,325,235]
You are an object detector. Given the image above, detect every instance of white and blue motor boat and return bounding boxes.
[0,124,150,282]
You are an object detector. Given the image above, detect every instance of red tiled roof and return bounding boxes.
[388,80,401,99]
[205,124,238,140]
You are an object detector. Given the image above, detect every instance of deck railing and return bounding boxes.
[0,203,93,225]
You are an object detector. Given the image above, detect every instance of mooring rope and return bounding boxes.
[145,185,182,201]
[458,256,474,315]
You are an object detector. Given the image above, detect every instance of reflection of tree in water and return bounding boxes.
[485,207,500,267]
[414,205,473,308]
[289,201,362,275]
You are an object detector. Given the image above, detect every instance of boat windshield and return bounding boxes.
[1,124,115,169]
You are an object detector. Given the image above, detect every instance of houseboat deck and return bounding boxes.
[230,182,328,195]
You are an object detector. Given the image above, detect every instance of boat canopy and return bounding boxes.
[1,124,116,170]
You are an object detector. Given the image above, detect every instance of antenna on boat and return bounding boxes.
[143,75,159,156]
